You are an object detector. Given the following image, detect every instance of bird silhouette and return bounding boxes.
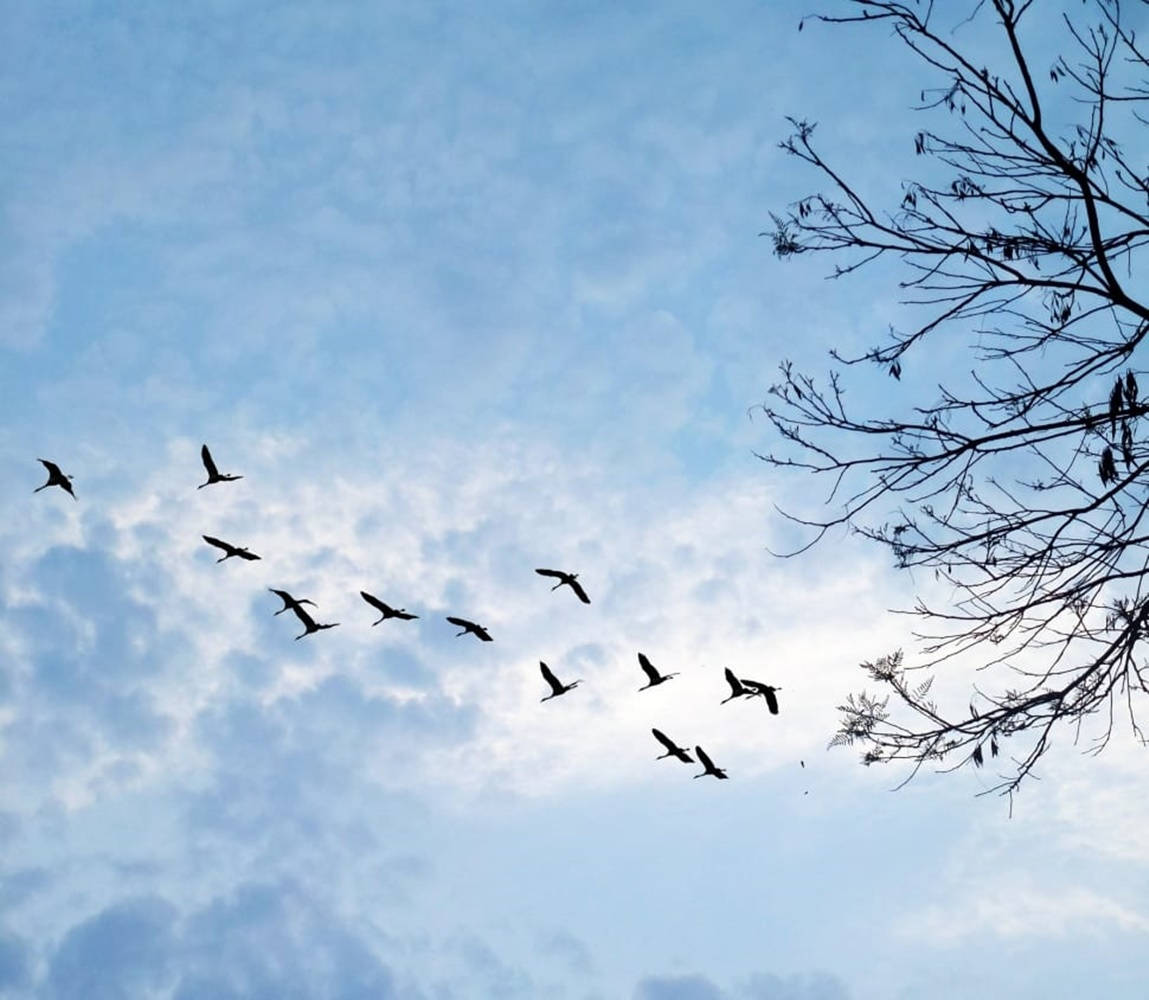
[446,616,492,641]
[740,678,781,715]
[651,728,693,763]
[268,588,316,616]
[535,568,590,604]
[202,535,261,562]
[693,745,728,780]
[289,603,339,640]
[198,444,243,489]
[720,667,749,704]
[637,652,679,691]
[539,661,581,701]
[360,591,418,625]
[34,459,76,500]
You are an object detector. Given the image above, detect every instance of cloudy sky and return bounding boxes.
[2,1,1147,997]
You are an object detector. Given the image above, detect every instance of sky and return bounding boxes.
[2,1,1148,997]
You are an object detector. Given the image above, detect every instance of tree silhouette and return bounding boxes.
[758,0,1149,802]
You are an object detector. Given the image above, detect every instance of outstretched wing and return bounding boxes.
[291,604,318,628]
[360,591,387,613]
[202,535,231,553]
[638,652,659,683]
[446,616,470,629]
[741,678,779,714]
[201,444,220,478]
[539,661,563,694]
[568,578,591,604]
[38,458,63,477]
[651,728,676,751]
[695,746,715,771]
[535,568,563,580]
[724,667,744,696]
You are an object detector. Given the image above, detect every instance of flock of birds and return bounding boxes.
[34,448,788,781]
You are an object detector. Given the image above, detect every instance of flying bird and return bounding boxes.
[637,652,679,691]
[539,661,581,701]
[268,588,316,616]
[446,616,492,641]
[534,568,590,604]
[740,678,781,715]
[34,459,76,500]
[289,603,339,640]
[202,535,261,562]
[720,667,749,704]
[360,591,418,625]
[693,745,728,780]
[651,728,693,763]
[198,444,243,489]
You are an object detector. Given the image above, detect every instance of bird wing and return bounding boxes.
[764,689,779,715]
[535,568,563,580]
[724,667,744,695]
[446,616,470,629]
[39,459,62,477]
[201,444,220,477]
[202,535,231,553]
[638,653,659,683]
[695,746,715,771]
[360,591,387,613]
[269,588,291,603]
[291,604,318,628]
[651,728,676,751]
[237,548,261,561]
[539,661,563,694]
[568,579,591,604]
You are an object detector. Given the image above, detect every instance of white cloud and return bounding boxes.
[906,882,1149,944]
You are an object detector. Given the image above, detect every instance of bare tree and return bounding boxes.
[757,0,1149,802]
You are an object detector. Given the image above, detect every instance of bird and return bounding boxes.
[651,728,693,763]
[637,652,679,691]
[288,603,339,640]
[198,444,243,489]
[34,459,76,500]
[693,745,728,780]
[740,678,781,715]
[268,588,316,616]
[539,661,581,701]
[202,535,261,562]
[720,667,749,704]
[360,591,418,625]
[534,568,590,604]
[446,616,492,641]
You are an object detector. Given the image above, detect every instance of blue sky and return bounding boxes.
[3,0,1148,997]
